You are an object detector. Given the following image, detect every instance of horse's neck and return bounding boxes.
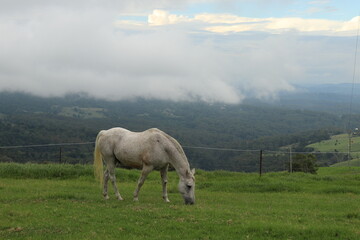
[170,157,190,179]
[162,134,190,178]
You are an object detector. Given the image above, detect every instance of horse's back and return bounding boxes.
[97,127,172,169]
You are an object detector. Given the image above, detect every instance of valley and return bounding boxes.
[1,85,360,171]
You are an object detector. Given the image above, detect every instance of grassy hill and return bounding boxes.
[307,133,360,153]
[331,158,360,167]
[307,133,360,167]
[1,163,360,239]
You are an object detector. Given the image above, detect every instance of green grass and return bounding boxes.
[307,133,360,167]
[331,158,360,167]
[1,163,360,239]
[308,133,360,153]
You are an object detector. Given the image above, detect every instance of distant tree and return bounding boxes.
[0,155,13,162]
[292,154,318,174]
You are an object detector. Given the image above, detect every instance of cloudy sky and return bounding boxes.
[0,0,359,103]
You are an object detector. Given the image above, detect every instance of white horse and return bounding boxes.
[94,127,196,205]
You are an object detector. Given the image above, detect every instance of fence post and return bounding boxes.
[59,147,62,163]
[259,149,263,177]
[289,147,292,173]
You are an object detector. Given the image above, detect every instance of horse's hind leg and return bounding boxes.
[133,165,153,201]
[160,165,170,203]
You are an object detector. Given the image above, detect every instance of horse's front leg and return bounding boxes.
[133,165,153,201]
[109,167,123,201]
[160,165,170,203]
[103,169,110,200]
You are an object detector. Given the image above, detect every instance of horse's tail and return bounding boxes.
[94,131,104,186]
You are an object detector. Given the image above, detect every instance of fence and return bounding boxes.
[0,142,95,165]
[0,142,359,173]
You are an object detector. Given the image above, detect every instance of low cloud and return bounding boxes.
[0,2,357,104]
[0,7,243,103]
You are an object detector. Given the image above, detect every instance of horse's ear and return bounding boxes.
[186,169,196,178]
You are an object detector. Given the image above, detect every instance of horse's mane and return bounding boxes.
[157,130,189,167]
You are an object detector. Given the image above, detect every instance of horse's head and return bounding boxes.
[178,168,196,205]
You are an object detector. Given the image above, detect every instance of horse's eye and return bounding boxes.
[186,185,192,190]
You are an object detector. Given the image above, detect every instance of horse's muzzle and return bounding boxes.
[184,198,195,205]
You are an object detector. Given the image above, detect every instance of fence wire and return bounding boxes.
[0,142,359,172]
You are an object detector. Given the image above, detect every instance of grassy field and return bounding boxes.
[58,107,106,119]
[307,133,360,167]
[0,163,360,239]
[331,158,360,167]
[308,133,360,153]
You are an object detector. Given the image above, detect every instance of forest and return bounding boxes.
[0,90,358,172]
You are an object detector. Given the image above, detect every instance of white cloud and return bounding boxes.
[0,2,358,104]
[147,11,360,36]
[148,10,191,26]
[0,6,244,103]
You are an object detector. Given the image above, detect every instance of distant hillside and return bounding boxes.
[1,91,359,171]
[0,91,348,144]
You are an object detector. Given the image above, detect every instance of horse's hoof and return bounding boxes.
[104,196,110,200]
[133,197,139,202]
[117,197,124,201]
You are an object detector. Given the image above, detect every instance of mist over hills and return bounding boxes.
[1,83,359,148]
[256,83,360,114]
